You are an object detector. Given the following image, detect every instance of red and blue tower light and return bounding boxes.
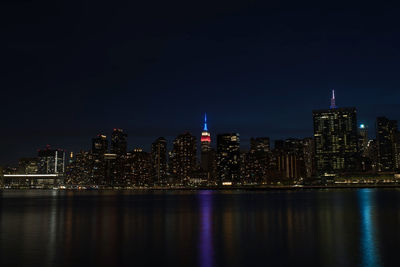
[201,113,211,143]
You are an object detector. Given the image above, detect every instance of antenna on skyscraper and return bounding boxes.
[203,113,208,131]
[330,89,337,109]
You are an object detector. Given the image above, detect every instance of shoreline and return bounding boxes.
[2,184,400,191]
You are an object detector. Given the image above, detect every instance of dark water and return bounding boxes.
[1,189,400,267]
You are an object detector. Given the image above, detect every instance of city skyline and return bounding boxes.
[1,91,398,166]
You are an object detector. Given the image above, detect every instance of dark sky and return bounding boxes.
[1,0,400,165]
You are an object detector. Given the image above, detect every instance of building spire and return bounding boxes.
[203,113,208,131]
[330,89,337,109]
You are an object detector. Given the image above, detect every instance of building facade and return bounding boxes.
[376,117,398,172]
[38,146,65,174]
[170,132,197,184]
[313,91,358,176]
[151,137,168,185]
[217,133,240,185]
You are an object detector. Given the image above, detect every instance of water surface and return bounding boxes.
[1,189,400,266]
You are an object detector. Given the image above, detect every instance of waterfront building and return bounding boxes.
[376,117,399,171]
[244,137,271,184]
[65,151,94,185]
[91,134,108,185]
[111,129,127,156]
[302,137,315,178]
[217,133,240,185]
[126,149,152,186]
[18,158,38,174]
[38,145,66,174]
[170,132,197,184]
[151,137,168,185]
[358,124,369,157]
[313,90,358,176]
[200,114,216,181]
[92,134,108,154]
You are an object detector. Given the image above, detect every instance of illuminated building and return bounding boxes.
[111,129,127,156]
[91,134,108,185]
[65,151,94,185]
[272,138,306,182]
[201,113,211,151]
[126,149,152,186]
[38,145,66,174]
[109,129,128,186]
[276,152,303,181]
[104,153,118,186]
[170,132,197,184]
[358,124,369,157]
[200,113,216,181]
[92,134,108,154]
[243,137,271,184]
[313,91,358,176]
[18,158,38,174]
[217,133,240,185]
[376,117,398,171]
[151,137,168,185]
[302,138,315,178]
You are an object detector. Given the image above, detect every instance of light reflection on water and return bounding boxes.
[198,191,214,267]
[0,189,399,267]
[359,189,381,267]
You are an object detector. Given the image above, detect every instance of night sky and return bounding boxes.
[2,0,400,165]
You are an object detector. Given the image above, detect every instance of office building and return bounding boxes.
[313,90,358,176]
[151,137,168,185]
[217,133,240,185]
[38,145,66,174]
[376,117,398,171]
[170,132,197,184]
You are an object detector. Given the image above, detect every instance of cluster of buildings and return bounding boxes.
[2,90,400,188]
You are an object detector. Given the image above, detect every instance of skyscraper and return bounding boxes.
[302,137,315,179]
[111,129,127,156]
[126,149,152,186]
[91,134,108,185]
[170,132,197,184]
[217,133,240,185]
[200,113,216,181]
[313,91,358,176]
[358,124,369,157]
[151,137,168,185]
[92,134,108,154]
[38,145,66,174]
[272,138,306,183]
[376,117,398,171]
[244,137,271,184]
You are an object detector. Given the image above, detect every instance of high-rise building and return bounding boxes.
[376,117,398,171]
[200,113,216,181]
[302,137,315,179]
[91,134,108,185]
[170,132,197,184]
[201,113,211,152]
[126,149,152,186]
[151,137,168,185]
[65,151,94,185]
[217,133,240,185]
[313,90,358,176]
[111,129,127,156]
[38,145,66,174]
[250,137,270,153]
[276,152,303,181]
[271,138,306,182]
[358,124,369,157]
[92,134,108,154]
[244,137,271,184]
